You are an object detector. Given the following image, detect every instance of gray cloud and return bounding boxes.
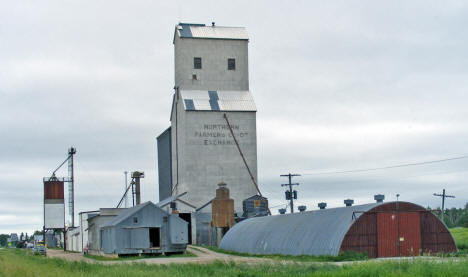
[1,0,467,234]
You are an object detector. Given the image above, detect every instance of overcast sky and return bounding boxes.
[1,1,468,235]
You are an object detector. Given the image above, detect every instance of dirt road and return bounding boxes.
[46,246,276,265]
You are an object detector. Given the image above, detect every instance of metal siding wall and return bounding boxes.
[44,204,65,229]
[377,212,399,257]
[88,215,116,251]
[399,212,421,256]
[175,110,258,213]
[169,215,188,244]
[131,228,149,249]
[195,212,215,246]
[101,229,109,253]
[157,128,172,201]
[44,181,64,199]
[340,213,377,258]
[420,211,457,253]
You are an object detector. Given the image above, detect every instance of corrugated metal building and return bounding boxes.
[100,201,188,255]
[157,127,172,201]
[65,227,80,252]
[220,201,457,258]
[242,195,269,218]
[87,208,126,253]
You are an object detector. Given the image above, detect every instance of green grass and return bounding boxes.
[1,248,468,276]
[200,245,368,262]
[84,251,195,261]
[450,227,468,251]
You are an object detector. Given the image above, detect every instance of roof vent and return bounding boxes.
[344,199,354,207]
[278,208,286,214]
[298,205,306,212]
[318,202,327,209]
[374,194,385,203]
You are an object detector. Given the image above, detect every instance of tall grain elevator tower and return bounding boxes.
[157,23,258,224]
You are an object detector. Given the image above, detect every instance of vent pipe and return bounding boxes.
[170,202,178,213]
[318,202,327,209]
[374,194,385,203]
[132,171,145,205]
[344,199,354,207]
[298,205,306,212]
[278,208,286,214]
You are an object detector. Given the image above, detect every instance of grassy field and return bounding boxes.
[1,248,468,277]
[451,227,468,251]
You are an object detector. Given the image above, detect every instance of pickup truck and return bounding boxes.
[32,243,47,255]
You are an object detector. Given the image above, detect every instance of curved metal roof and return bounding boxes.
[219,203,381,256]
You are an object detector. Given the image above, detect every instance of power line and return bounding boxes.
[301,155,468,176]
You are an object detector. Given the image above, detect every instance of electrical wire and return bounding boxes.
[269,203,289,209]
[301,155,468,176]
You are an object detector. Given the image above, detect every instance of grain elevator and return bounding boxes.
[157,23,258,243]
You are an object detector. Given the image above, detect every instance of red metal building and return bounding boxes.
[340,202,456,257]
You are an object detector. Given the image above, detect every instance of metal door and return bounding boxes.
[399,212,421,256]
[377,212,399,257]
[377,212,422,257]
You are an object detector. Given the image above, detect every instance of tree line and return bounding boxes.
[432,203,468,228]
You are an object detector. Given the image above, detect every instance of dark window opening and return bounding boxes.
[149,228,160,248]
[184,99,195,110]
[133,217,138,224]
[228,58,235,70]
[194,57,202,69]
[179,213,192,244]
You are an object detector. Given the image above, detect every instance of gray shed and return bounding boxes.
[87,208,126,253]
[100,201,188,255]
[219,201,456,258]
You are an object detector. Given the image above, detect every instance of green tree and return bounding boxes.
[460,203,468,228]
[430,202,468,228]
[0,234,9,247]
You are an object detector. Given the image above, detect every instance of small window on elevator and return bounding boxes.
[228,58,236,70]
[194,57,202,69]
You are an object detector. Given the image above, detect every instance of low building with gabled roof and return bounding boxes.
[100,201,188,255]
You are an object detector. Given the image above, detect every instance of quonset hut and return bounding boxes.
[219,201,457,258]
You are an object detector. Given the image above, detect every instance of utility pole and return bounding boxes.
[124,171,128,208]
[433,189,455,222]
[280,173,300,213]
